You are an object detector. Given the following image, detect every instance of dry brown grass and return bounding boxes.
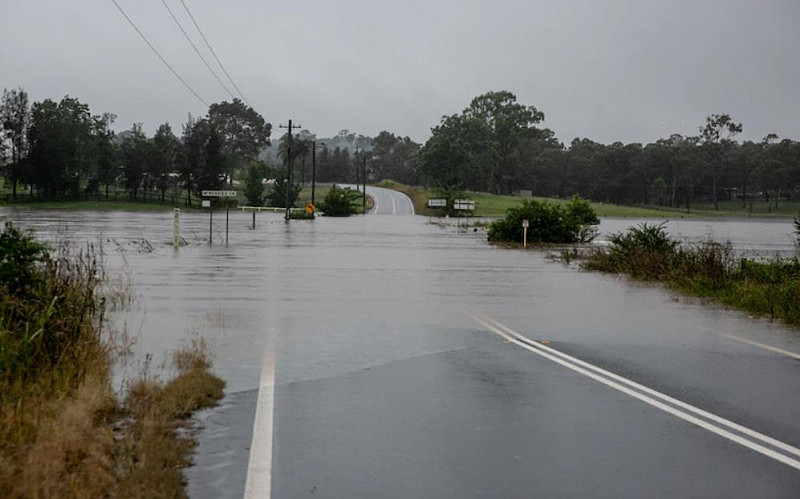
[0,340,224,499]
[0,226,224,497]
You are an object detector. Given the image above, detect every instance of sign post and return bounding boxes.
[202,190,237,245]
[173,208,180,249]
[522,219,529,248]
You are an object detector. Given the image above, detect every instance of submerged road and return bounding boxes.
[4,201,799,497]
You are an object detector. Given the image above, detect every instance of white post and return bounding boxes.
[173,208,180,249]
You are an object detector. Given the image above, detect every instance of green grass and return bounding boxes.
[297,186,332,205]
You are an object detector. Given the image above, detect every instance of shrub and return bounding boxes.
[267,177,300,208]
[0,221,49,292]
[320,185,360,217]
[488,195,599,244]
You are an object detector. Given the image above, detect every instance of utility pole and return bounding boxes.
[362,156,367,214]
[279,119,301,221]
[312,141,325,206]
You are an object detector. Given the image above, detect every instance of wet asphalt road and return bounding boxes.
[3,188,800,498]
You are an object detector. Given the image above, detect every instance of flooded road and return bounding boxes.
[2,199,800,497]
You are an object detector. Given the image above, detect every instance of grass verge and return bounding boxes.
[575,222,800,326]
[0,223,224,497]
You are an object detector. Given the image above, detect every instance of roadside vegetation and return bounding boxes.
[0,222,224,497]
[579,222,800,326]
[319,185,361,217]
[488,195,600,244]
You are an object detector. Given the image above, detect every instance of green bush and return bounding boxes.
[0,222,49,292]
[582,222,800,326]
[0,224,102,389]
[320,185,360,217]
[488,195,599,244]
[267,177,300,208]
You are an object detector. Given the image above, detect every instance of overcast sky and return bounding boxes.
[2,1,799,145]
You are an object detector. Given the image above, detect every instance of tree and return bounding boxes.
[206,99,270,173]
[699,113,742,210]
[91,113,117,198]
[267,176,300,208]
[372,131,421,185]
[179,115,203,205]
[151,122,180,201]
[243,161,266,206]
[119,123,149,199]
[463,91,546,193]
[421,91,552,193]
[27,96,93,197]
[0,88,31,199]
[197,125,225,191]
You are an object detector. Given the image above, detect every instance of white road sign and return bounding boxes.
[202,190,237,197]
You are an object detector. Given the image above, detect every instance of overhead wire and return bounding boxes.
[178,0,251,106]
[159,0,236,101]
[110,0,209,107]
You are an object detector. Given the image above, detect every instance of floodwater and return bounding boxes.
[2,204,799,497]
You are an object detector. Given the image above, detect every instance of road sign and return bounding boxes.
[427,198,447,208]
[202,190,237,197]
[201,200,211,208]
[453,199,475,211]
[522,219,529,228]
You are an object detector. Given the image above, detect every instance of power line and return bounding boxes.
[159,0,236,100]
[179,0,250,106]
[110,0,209,107]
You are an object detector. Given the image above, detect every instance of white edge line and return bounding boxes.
[471,314,800,471]
[372,190,380,215]
[244,345,275,498]
[477,313,800,459]
[719,333,800,360]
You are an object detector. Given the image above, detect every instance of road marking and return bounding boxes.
[719,333,800,360]
[469,313,800,470]
[372,191,380,214]
[244,344,275,498]
[390,194,397,215]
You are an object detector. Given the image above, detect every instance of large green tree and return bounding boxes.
[421,91,553,193]
[0,88,31,199]
[27,96,93,197]
[699,113,742,210]
[151,122,180,201]
[119,123,149,199]
[207,99,270,172]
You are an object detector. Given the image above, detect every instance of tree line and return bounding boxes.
[0,87,270,205]
[3,86,798,210]
[420,91,800,209]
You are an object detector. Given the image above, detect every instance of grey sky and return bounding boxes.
[2,1,799,145]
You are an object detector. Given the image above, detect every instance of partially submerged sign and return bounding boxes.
[202,190,237,198]
[453,199,475,211]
